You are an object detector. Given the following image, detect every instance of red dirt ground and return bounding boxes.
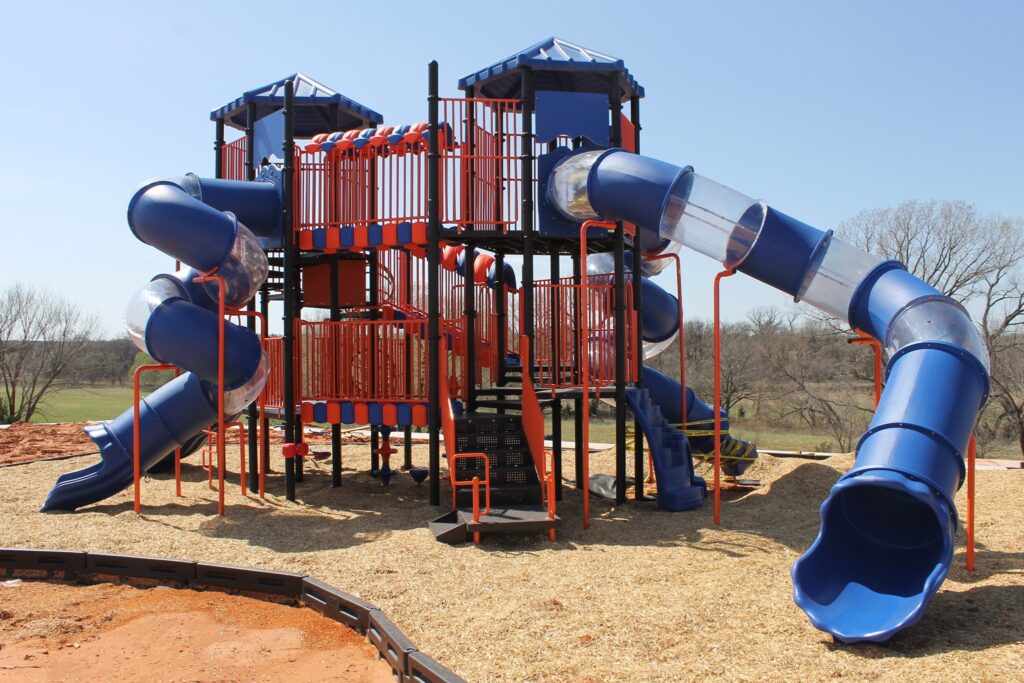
[0,580,392,683]
[0,423,95,467]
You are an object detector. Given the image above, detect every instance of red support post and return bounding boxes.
[712,268,735,526]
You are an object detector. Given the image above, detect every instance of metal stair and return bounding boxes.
[430,413,559,542]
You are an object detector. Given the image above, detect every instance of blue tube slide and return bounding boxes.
[547,148,990,642]
[41,177,277,512]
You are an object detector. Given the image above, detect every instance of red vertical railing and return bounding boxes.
[221,137,247,180]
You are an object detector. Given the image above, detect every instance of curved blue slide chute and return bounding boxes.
[547,148,990,642]
[41,176,279,512]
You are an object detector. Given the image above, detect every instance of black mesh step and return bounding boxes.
[473,387,523,396]
[456,483,541,507]
[452,447,532,469]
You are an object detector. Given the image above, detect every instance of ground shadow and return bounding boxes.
[824,582,1024,656]
[85,460,439,553]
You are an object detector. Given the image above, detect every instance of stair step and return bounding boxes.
[452,447,532,469]
[428,511,468,544]
[473,387,523,397]
[456,483,541,507]
[464,506,560,533]
[453,464,539,487]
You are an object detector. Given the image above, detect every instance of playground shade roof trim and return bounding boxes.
[458,36,645,99]
[211,73,384,138]
[460,36,643,100]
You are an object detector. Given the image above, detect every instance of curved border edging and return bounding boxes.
[0,547,465,683]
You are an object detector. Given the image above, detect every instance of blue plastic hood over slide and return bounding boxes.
[547,148,990,642]
[42,176,279,512]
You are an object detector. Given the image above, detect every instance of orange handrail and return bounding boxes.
[133,362,177,514]
[438,345,490,534]
[519,335,555,530]
[712,268,735,526]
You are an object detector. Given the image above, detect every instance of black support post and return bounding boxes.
[282,79,297,501]
[259,288,270,476]
[495,253,507,388]
[214,118,225,178]
[630,94,645,500]
[464,87,477,411]
[550,250,563,500]
[330,255,342,487]
[403,249,414,470]
[427,61,442,506]
[369,253,380,475]
[521,68,536,379]
[572,251,584,488]
[244,103,260,493]
[610,72,627,505]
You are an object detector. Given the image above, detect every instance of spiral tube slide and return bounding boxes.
[548,149,990,643]
[41,176,276,512]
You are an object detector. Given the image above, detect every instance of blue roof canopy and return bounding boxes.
[211,73,383,138]
[458,37,644,100]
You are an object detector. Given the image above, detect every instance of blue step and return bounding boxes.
[626,387,706,512]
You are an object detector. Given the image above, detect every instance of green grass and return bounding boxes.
[30,385,137,423]
[549,416,840,452]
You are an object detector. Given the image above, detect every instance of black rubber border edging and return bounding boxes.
[0,548,465,683]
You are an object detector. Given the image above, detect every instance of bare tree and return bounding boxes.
[0,284,98,423]
[840,200,1011,303]
[843,201,1024,455]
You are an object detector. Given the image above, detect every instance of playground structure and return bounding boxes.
[39,38,988,645]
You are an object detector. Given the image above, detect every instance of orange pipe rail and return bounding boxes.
[712,268,735,525]
[850,331,883,407]
[519,335,556,535]
[133,363,177,514]
[578,219,618,529]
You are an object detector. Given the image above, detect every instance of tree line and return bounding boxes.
[649,200,1024,455]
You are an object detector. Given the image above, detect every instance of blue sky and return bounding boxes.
[2,1,1021,336]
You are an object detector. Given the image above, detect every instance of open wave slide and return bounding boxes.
[41,175,279,512]
[548,149,989,643]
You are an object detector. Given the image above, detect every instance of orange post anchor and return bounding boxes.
[712,268,735,526]
[133,362,177,514]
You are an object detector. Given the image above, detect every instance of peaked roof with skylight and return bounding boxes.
[458,37,644,99]
[211,73,383,138]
